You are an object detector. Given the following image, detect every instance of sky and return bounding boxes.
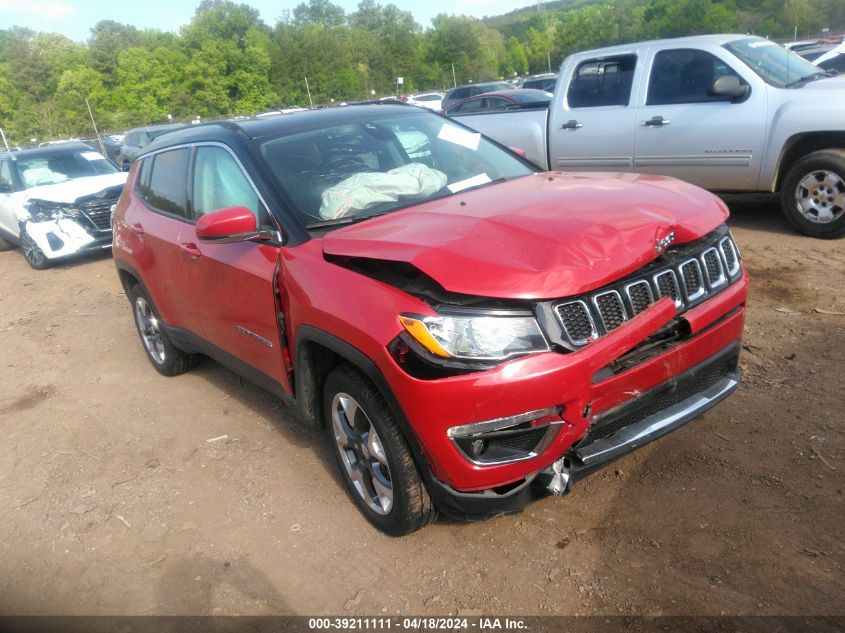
[0,0,536,41]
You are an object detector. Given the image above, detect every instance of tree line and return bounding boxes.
[0,0,842,144]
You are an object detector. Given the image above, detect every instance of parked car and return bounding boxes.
[440,81,515,112]
[813,42,845,73]
[449,34,845,237]
[405,92,445,111]
[118,123,185,170]
[444,89,553,116]
[112,105,746,535]
[521,73,558,92]
[0,143,127,268]
[90,135,123,165]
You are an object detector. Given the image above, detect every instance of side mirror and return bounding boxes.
[508,146,527,157]
[196,206,269,244]
[709,76,750,101]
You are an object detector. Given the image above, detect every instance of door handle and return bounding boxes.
[180,242,202,258]
[642,116,670,127]
[559,119,583,130]
[129,223,145,235]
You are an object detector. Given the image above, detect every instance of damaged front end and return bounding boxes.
[23,191,118,261]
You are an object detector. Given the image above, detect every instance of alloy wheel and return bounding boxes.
[331,392,394,515]
[21,231,48,268]
[795,169,845,224]
[134,296,166,364]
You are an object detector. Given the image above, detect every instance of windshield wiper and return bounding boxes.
[785,71,829,88]
[305,212,387,230]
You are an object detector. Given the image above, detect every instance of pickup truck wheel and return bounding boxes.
[129,284,199,376]
[20,229,52,270]
[323,364,436,535]
[781,150,845,238]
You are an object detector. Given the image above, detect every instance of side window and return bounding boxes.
[137,148,190,219]
[454,98,483,113]
[192,146,262,222]
[451,88,469,100]
[567,54,636,108]
[647,49,746,105]
[485,97,508,111]
[0,160,13,190]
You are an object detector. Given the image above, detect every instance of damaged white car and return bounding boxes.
[0,143,127,269]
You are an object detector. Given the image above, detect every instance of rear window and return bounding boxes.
[567,55,636,108]
[137,148,190,219]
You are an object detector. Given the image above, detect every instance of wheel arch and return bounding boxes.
[774,132,845,191]
[293,325,425,460]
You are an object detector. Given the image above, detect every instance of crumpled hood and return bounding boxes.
[322,172,728,299]
[23,172,127,204]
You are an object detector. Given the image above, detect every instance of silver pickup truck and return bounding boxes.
[451,34,845,238]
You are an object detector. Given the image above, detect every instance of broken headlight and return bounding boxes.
[399,311,549,361]
[26,201,81,222]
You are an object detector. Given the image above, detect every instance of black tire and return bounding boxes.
[19,229,52,270]
[322,364,436,536]
[780,149,845,238]
[0,232,14,252]
[129,284,199,376]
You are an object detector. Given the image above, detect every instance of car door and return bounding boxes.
[178,144,292,394]
[633,46,767,190]
[125,147,197,328]
[548,53,639,171]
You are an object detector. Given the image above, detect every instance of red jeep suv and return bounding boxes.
[112,105,747,535]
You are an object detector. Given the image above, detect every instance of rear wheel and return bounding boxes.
[780,150,845,238]
[20,229,51,269]
[129,284,199,376]
[323,364,436,536]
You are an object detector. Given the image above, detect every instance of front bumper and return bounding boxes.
[24,219,112,259]
[426,342,740,519]
[379,272,747,496]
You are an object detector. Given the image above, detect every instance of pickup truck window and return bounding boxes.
[647,49,746,105]
[567,55,636,108]
[724,38,822,88]
[138,148,191,220]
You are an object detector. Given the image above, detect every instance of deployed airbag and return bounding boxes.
[319,163,447,219]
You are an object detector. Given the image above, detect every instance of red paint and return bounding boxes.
[195,206,257,240]
[114,161,746,495]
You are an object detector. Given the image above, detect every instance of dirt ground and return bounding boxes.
[0,196,842,617]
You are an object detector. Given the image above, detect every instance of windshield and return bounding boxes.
[724,38,826,88]
[13,149,118,189]
[258,110,535,229]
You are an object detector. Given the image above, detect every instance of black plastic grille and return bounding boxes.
[594,292,626,331]
[556,301,594,344]
[551,232,741,347]
[491,427,547,451]
[627,281,653,315]
[656,270,680,302]
[680,260,703,297]
[80,199,114,232]
[702,249,723,285]
[581,347,738,445]
[721,239,737,272]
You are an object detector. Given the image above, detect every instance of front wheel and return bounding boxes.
[323,364,436,536]
[780,149,845,238]
[20,229,51,269]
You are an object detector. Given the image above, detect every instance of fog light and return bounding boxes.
[448,407,562,465]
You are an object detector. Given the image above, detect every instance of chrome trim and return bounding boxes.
[555,300,599,347]
[575,375,738,466]
[701,247,727,289]
[592,289,628,332]
[624,279,654,315]
[719,236,741,277]
[447,406,559,439]
[652,269,683,309]
[679,258,707,302]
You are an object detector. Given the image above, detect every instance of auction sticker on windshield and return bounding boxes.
[447,172,491,193]
[437,123,481,151]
